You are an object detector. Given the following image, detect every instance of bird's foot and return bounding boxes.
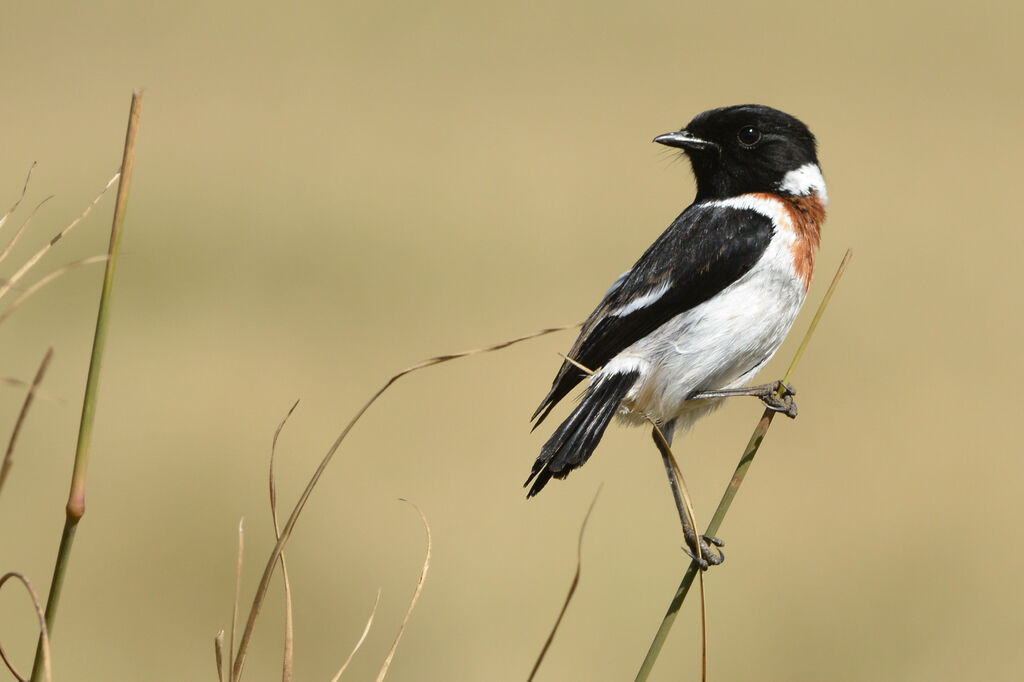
[758,381,798,419]
[689,380,798,418]
[683,534,725,570]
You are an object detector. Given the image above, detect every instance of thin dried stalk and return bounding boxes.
[229,323,576,681]
[229,519,245,682]
[0,176,117,303]
[527,487,601,682]
[0,163,35,232]
[269,401,300,682]
[0,255,109,328]
[330,589,382,682]
[0,349,53,497]
[375,501,431,682]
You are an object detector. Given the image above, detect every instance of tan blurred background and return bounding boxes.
[0,1,1021,680]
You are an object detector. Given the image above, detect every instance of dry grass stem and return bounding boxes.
[229,518,245,682]
[0,573,51,682]
[375,501,431,682]
[0,163,41,265]
[330,589,382,682]
[0,349,53,497]
[269,401,300,682]
[648,422,703,564]
[0,163,36,232]
[229,323,576,681]
[0,196,53,267]
[0,172,118,304]
[555,353,594,376]
[527,487,601,682]
[0,255,109,328]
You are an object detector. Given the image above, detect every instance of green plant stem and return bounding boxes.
[634,248,852,682]
[29,90,143,682]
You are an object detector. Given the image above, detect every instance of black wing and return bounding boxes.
[532,201,775,425]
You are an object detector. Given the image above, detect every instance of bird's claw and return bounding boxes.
[683,534,725,570]
[760,381,798,419]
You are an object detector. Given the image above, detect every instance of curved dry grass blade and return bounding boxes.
[230,323,577,681]
[0,255,108,328]
[269,401,300,682]
[634,249,853,682]
[229,518,245,682]
[0,196,54,267]
[0,573,51,682]
[0,172,119,304]
[0,644,26,682]
[330,588,382,682]
[215,630,226,682]
[527,487,601,682]
[375,500,431,682]
[0,163,36,232]
[648,422,703,564]
[0,348,53,497]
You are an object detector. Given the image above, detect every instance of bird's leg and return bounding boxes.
[689,380,798,419]
[651,421,724,570]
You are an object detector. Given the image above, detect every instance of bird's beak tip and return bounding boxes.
[654,131,717,152]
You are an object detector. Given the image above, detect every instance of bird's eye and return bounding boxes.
[737,126,761,148]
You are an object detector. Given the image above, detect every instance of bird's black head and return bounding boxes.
[655,104,823,202]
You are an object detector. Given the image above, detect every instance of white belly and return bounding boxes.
[599,239,807,429]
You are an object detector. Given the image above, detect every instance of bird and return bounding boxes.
[525,104,827,566]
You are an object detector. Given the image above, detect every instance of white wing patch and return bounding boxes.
[609,280,672,318]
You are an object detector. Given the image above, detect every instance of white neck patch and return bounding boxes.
[778,163,828,206]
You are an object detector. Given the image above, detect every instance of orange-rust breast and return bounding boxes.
[784,194,825,288]
[751,192,826,289]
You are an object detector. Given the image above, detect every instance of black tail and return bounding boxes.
[525,370,639,497]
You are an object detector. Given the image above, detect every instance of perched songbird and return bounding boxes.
[526,104,827,565]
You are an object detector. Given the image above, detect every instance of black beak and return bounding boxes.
[653,130,719,152]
